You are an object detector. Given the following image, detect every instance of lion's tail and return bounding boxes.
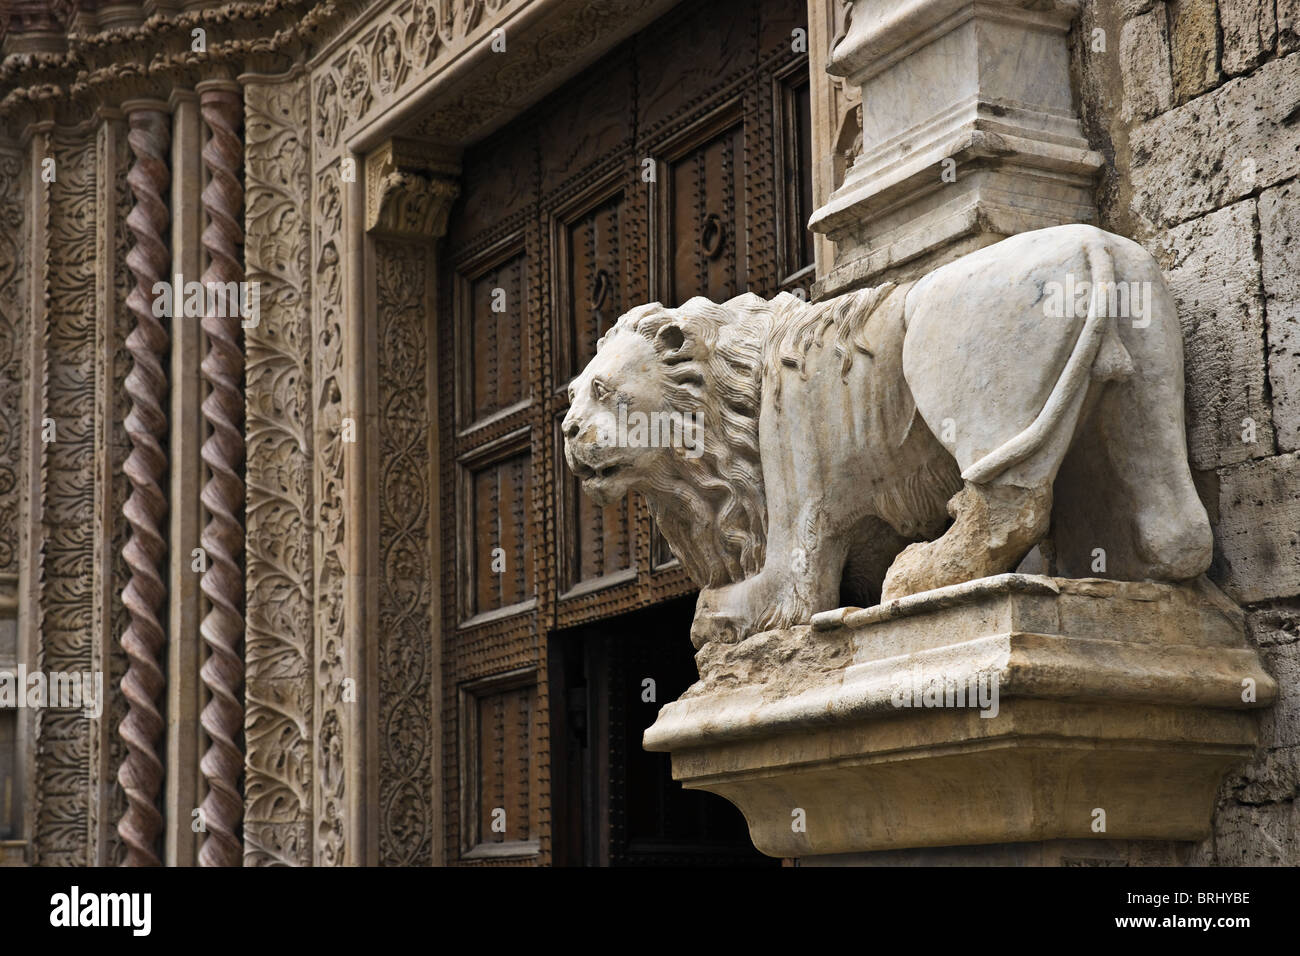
[960,240,1132,485]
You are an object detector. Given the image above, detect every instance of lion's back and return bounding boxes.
[758,283,960,540]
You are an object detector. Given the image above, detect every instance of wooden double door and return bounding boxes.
[437,0,813,864]
[549,597,773,866]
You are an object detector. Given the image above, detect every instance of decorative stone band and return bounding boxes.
[644,575,1277,858]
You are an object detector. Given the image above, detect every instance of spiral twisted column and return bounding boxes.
[118,103,172,868]
[197,84,247,868]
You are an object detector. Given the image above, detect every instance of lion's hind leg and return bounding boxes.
[1052,377,1212,581]
[880,481,1053,601]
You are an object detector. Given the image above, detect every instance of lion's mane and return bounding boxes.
[598,294,779,587]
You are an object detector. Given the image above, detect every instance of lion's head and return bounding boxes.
[562,293,790,588]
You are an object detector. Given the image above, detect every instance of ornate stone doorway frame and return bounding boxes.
[243,0,702,866]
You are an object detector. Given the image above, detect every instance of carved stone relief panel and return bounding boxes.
[315,0,529,157]
[806,0,862,279]
[0,137,26,859]
[374,238,436,866]
[244,74,314,867]
[311,153,348,867]
[35,129,97,866]
[825,0,861,197]
[410,0,677,143]
[0,145,23,581]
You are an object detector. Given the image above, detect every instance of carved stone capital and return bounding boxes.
[364,138,460,240]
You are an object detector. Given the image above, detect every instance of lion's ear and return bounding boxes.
[655,322,687,358]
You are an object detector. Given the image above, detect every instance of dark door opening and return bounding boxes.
[550,595,777,867]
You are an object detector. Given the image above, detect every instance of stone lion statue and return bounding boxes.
[562,224,1213,647]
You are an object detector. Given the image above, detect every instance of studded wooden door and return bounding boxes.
[439,0,813,865]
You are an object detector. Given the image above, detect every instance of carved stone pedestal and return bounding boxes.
[643,575,1276,860]
[808,0,1103,295]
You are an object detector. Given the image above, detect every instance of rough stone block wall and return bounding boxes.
[1077,0,1300,863]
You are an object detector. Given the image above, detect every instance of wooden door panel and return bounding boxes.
[778,69,816,288]
[538,57,634,198]
[667,121,747,307]
[476,685,534,844]
[458,667,539,859]
[449,124,539,247]
[557,188,638,591]
[637,0,756,137]
[466,448,534,617]
[468,252,528,423]
[759,0,808,58]
[549,597,778,866]
[566,192,625,377]
[573,481,633,586]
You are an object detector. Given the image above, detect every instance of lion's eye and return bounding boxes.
[592,379,611,401]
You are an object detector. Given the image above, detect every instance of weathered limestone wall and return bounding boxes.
[1074,0,1300,863]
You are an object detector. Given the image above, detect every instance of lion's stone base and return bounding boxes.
[644,574,1276,860]
[797,839,1195,867]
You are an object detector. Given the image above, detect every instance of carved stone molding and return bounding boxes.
[312,0,524,163]
[117,101,172,868]
[309,0,678,170]
[807,0,861,278]
[0,0,362,122]
[364,137,459,239]
[2,0,71,55]
[243,72,314,867]
[0,137,26,859]
[15,124,50,868]
[196,82,246,868]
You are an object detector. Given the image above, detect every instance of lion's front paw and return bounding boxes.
[880,541,938,602]
[689,612,745,649]
[690,590,751,648]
